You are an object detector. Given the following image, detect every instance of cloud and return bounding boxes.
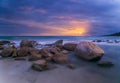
[0,0,120,36]
[0,18,91,36]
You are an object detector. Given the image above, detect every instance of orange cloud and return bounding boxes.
[0,18,91,36]
[47,20,90,36]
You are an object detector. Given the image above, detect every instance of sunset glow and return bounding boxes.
[0,0,119,36]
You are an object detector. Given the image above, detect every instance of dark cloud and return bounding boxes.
[0,0,120,36]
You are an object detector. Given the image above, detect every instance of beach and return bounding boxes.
[0,36,120,83]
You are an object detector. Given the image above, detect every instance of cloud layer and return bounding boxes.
[0,0,120,36]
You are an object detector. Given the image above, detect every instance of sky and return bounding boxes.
[0,0,120,36]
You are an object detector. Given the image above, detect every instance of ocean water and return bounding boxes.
[0,36,120,45]
[0,36,120,83]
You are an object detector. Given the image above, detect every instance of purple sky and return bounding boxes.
[0,0,120,36]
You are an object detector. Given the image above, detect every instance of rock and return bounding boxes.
[96,40,102,42]
[20,39,29,47]
[40,48,53,58]
[53,53,69,64]
[14,57,26,60]
[0,46,16,57]
[29,40,38,47]
[20,39,37,47]
[31,60,49,71]
[45,57,52,62]
[28,53,42,61]
[30,48,40,54]
[17,46,29,57]
[45,44,53,46]
[114,40,119,43]
[53,40,63,48]
[67,64,76,69]
[28,48,42,61]
[12,47,17,57]
[50,47,61,54]
[98,61,114,67]
[63,42,77,51]
[0,40,10,45]
[0,45,4,50]
[74,41,104,61]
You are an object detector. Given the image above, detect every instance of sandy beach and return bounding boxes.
[0,44,120,83]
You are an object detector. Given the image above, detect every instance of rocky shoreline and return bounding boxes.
[0,39,114,72]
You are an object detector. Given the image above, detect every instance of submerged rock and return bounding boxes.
[74,41,104,61]
[98,61,114,67]
[63,42,77,51]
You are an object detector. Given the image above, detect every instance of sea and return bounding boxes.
[0,36,120,83]
[0,36,120,45]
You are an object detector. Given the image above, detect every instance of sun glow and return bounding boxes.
[56,20,90,36]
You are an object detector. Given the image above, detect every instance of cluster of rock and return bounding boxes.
[0,39,114,72]
[92,39,120,43]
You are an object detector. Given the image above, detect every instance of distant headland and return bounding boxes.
[105,32,120,36]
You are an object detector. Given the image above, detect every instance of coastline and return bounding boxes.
[0,44,119,83]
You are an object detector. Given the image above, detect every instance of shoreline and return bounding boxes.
[0,39,119,83]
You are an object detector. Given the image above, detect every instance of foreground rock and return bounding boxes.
[63,42,77,51]
[98,61,114,67]
[67,64,76,69]
[75,41,104,61]
[31,60,50,71]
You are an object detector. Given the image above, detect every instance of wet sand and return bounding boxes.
[0,44,120,83]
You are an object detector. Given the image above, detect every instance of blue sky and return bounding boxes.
[0,0,120,36]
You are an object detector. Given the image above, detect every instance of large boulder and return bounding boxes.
[53,52,69,64]
[31,59,49,71]
[17,46,29,57]
[63,42,77,51]
[74,41,104,61]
